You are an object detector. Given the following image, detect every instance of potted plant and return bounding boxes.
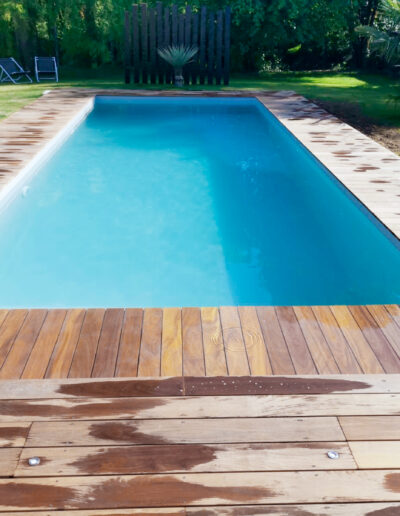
[157,45,198,87]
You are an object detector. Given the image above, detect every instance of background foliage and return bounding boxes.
[0,0,387,72]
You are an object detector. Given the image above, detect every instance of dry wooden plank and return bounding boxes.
[92,309,124,378]
[0,422,30,447]
[0,310,8,330]
[256,307,294,374]
[367,304,400,358]
[0,449,21,477]
[0,310,28,370]
[137,308,162,377]
[220,307,249,375]
[0,510,184,515]
[275,306,317,374]
[386,304,400,328]
[330,305,384,373]
[21,310,67,379]
[312,306,362,373]
[0,310,47,379]
[349,305,400,373]
[201,307,227,376]
[186,504,400,515]
[45,309,86,378]
[293,306,339,374]
[1,471,400,509]
[182,307,205,376]
[161,308,183,376]
[339,416,400,440]
[3,393,400,421]
[115,309,143,377]
[15,442,355,477]
[69,309,105,378]
[238,307,271,375]
[349,441,400,469]
[27,417,344,447]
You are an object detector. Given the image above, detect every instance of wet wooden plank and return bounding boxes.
[0,448,21,477]
[256,307,294,375]
[367,304,400,358]
[330,305,384,373]
[340,416,400,440]
[312,306,362,373]
[201,307,227,376]
[349,441,400,469]
[115,309,143,377]
[0,310,47,379]
[69,309,105,378]
[15,442,355,477]
[238,307,271,375]
[1,471,400,510]
[182,307,205,376]
[161,308,183,376]
[349,305,400,373]
[0,310,28,371]
[45,309,86,378]
[92,309,124,378]
[186,504,400,515]
[22,310,67,379]
[27,417,344,447]
[0,422,30,447]
[138,308,162,377]
[220,307,249,375]
[293,306,339,374]
[275,306,317,374]
[2,393,400,421]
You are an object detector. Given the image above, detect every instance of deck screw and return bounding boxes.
[28,457,40,466]
[327,450,339,460]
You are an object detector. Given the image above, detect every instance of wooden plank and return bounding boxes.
[312,306,362,373]
[27,416,344,447]
[238,307,271,375]
[0,310,28,370]
[3,393,400,421]
[115,309,143,377]
[6,510,185,516]
[132,4,140,83]
[223,6,231,85]
[199,6,207,84]
[275,306,317,374]
[340,416,400,440]
[137,308,162,377]
[92,309,124,378]
[256,307,294,374]
[69,309,105,378]
[0,310,47,379]
[2,471,400,509]
[201,307,227,376]
[0,422,30,447]
[45,309,86,379]
[330,305,384,373]
[220,307,249,375]
[349,305,400,373]
[207,11,215,85]
[161,308,183,376]
[386,304,400,328]
[22,310,67,379]
[15,442,355,477]
[0,310,8,331]
[367,304,400,358]
[215,10,223,85]
[156,1,163,84]
[149,7,156,84]
[0,449,21,477]
[182,307,205,376]
[349,441,400,469]
[141,3,148,84]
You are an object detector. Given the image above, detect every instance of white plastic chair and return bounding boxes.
[35,57,59,82]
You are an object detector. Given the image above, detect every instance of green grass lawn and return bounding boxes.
[0,68,399,126]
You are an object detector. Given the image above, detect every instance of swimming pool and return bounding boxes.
[0,96,399,308]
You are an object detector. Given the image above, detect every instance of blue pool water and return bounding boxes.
[0,96,399,307]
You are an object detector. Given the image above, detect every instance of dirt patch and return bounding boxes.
[312,99,400,155]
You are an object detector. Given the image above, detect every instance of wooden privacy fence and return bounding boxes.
[124,2,231,85]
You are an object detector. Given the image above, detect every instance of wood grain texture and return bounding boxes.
[92,309,124,378]
[220,307,249,376]
[138,309,162,377]
[201,307,227,376]
[161,308,183,376]
[238,306,271,375]
[349,441,400,469]
[182,307,205,376]
[115,308,143,377]
[340,416,400,440]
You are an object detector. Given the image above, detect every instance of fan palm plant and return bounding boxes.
[157,45,198,87]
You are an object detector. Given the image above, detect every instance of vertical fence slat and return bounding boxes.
[191,11,199,85]
[199,6,207,85]
[215,10,223,85]
[124,10,131,84]
[132,4,140,83]
[164,6,171,84]
[178,13,185,43]
[223,6,231,85]
[149,7,156,84]
[141,3,148,84]
[184,5,192,85]
[207,11,215,85]
[156,1,163,84]
[172,4,178,45]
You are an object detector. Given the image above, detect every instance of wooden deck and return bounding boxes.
[0,305,399,379]
[1,375,400,513]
